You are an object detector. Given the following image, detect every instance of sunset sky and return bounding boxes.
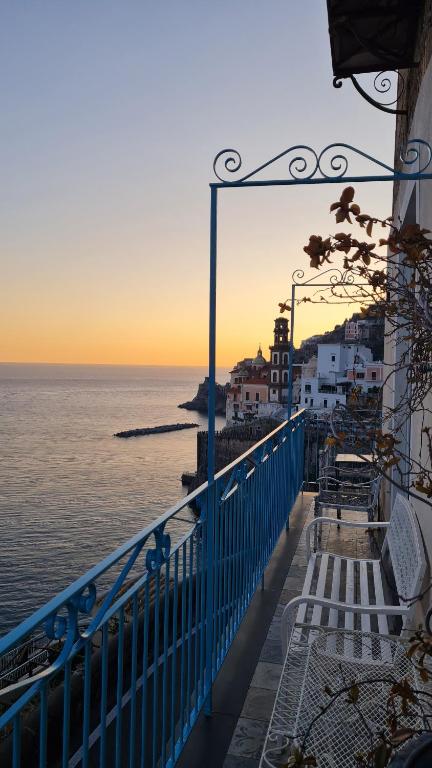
[1,2,395,367]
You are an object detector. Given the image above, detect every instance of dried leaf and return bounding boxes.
[347,683,360,704]
[340,187,355,205]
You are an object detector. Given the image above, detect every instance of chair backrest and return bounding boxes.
[386,493,426,612]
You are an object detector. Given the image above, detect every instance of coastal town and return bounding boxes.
[226,311,384,424]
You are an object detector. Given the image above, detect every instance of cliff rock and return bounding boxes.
[178,377,229,417]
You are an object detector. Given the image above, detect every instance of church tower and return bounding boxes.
[269,317,290,403]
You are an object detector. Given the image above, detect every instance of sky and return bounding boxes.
[0,1,395,367]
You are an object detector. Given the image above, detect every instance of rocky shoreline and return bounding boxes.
[114,423,199,438]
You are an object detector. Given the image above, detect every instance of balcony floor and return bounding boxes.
[176,492,380,768]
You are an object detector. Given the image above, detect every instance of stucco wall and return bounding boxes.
[390,38,432,624]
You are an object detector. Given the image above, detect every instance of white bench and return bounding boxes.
[281,492,426,657]
[260,494,428,768]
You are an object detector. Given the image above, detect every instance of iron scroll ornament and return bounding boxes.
[212,140,432,184]
[291,268,356,287]
[0,521,172,697]
[333,71,407,116]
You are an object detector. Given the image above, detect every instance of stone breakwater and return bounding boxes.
[114,423,199,438]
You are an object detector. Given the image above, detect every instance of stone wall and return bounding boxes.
[195,420,280,486]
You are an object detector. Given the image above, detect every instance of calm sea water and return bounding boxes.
[0,364,228,635]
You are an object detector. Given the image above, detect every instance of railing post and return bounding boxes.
[287,284,296,419]
[205,185,218,717]
[285,421,292,530]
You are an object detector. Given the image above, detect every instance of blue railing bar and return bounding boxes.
[99,624,108,768]
[115,608,125,768]
[151,570,161,768]
[62,660,71,768]
[128,593,139,768]
[170,550,179,766]
[179,541,187,747]
[161,559,170,768]
[186,539,194,727]
[139,579,150,768]
[210,172,432,189]
[82,642,91,768]
[199,525,206,705]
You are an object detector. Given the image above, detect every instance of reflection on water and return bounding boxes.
[0,364,227,634]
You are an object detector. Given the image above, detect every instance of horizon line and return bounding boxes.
[0,360,231,368]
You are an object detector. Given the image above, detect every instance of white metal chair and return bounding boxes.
[314,474,381,523]
[261,629,431,768]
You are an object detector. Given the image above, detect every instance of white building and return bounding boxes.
[345,319,369,342]
[300,343,383,411]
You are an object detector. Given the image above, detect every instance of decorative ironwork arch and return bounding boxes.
[206,137,432,485]
[212,140,432,187]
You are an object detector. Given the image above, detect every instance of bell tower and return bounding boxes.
[273,317,288,345]
[269,317,290,404]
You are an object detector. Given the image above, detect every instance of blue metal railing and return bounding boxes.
[0,411,304,768]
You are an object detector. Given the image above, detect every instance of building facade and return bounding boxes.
[300,343,384,412]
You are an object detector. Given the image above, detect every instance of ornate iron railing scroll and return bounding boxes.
[0,412,305,768]
[333,71,408,116]
[212,140,432,185]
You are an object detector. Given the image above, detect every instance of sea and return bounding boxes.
[0,364,228,636]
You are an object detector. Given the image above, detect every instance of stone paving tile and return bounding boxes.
[277,588,299,605]
[241,686,276,721]
[283,575,305,592]
[259,634,283,664]
[265,619,281,643]
[250,661,283,691]
[227,717,269,760]
[223,755,260,768]
[282,564,305,578]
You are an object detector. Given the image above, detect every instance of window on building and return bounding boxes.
[324,399,328,408]
[357,373,365,379]
[272,389,276,395]
[234,403,239,410]
[336,400,340,405]
[310,398,314,406]
[283,372,288,383]
[305,397,308,404]
[272,372,277,383]
[283,353,288,365]
[273,353,279,365]
[245,391,250,400]
[372,371,377,380]
[279,335,283,342]
[255,393,259,401]
[305,384,311,393]
[331,355,336,362]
